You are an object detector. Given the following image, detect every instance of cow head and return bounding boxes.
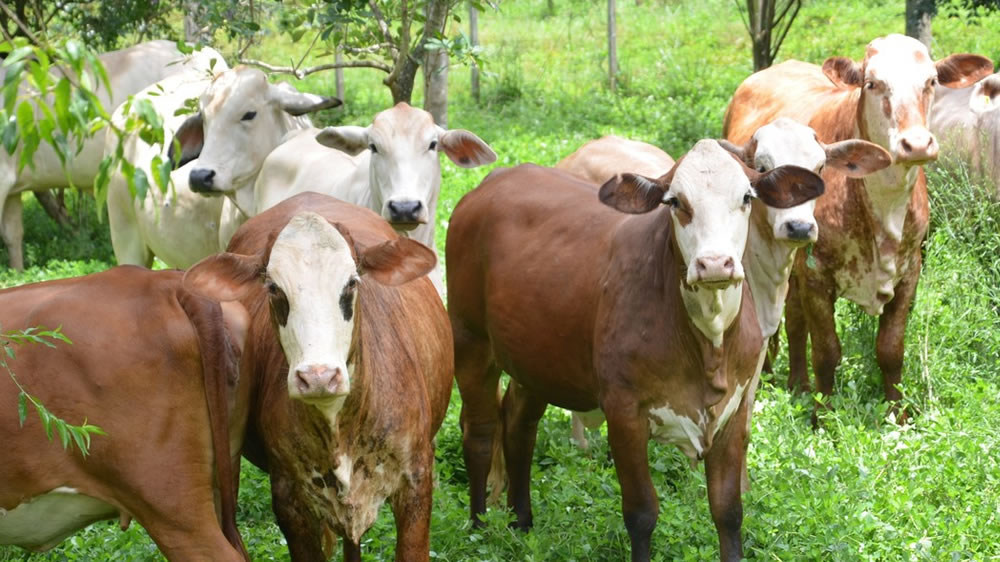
[315,102,496,230]
[719,118,890,245]
[598,139,825,288]
[822,34,993,166]
[184,212,435,418]
[174,67,341,197]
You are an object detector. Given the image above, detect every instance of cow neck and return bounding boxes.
[637,207,736,399]
[744,200,796,340]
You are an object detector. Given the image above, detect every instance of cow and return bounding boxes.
[723,34,993,418]
[0,266,250,560]
[929,71,1000,198]
[183,192,453,561]
[249,102,497,295]
[107,64,340,268]
[555,126,889,452]
[555,134,675,184]
[1,40,210,270]
[447,140,824,561]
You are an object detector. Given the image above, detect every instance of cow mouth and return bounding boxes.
[390,221,424,232]
[693,278,741,290]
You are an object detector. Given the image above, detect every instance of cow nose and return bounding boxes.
[693,255,740,287]
[783,220,818,242]
[294,364,347,398]
[386,200,424,224]
[895,130,938,164]
[189,168,216,193]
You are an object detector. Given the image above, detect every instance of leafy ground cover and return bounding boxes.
[3,0,1000,559]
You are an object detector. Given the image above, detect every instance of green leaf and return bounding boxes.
[94,155,113,221]
[70,427,88,457]
[133,168,150,202]
[54,78,72,133]
[57,419,70,449]
[17,392,27,426]
[1,118,16,155]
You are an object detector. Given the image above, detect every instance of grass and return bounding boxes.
[4,0,1000,559]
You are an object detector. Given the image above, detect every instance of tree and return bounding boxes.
[736,0,803,72]
[906,0,936,49]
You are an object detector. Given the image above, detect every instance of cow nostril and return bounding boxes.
[723,257,734,272]
[295,370,311,393]
[387,200,423,222]
[900,139,912,154]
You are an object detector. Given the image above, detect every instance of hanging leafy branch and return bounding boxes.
[2,326,106,457]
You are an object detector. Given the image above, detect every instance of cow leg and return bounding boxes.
[784,273,810,393]
[502,380,548,530]
[571,413,590,449]
[603,391,656,562]
[269,472,326,561]
[141,514,245,562]
[2,193,24,270]
[453,328,501,524]
[106,176,153,267]
[343,537,361,562]
[704,399,749,562]
[800,279,840,426]
[390,448,434,562]
[876,264,919,410]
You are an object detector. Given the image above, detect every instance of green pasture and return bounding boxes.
[3,0,1000,559]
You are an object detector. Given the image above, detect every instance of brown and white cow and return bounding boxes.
[184,192,452,561]
[724,34,993,415]
[930,71,1000,198]
[447,140,824,561]
[0,267,249,560]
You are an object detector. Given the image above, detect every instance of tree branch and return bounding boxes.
[0,0,43,47]
[369,0,394,46]
[239,58,392,79]
[770,0,801,60]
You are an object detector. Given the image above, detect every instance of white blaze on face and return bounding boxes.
[669,139,752,287]
[268,212,360,419]
[751,118,822,244]
[860,34,939,163]
[367,106,440,228]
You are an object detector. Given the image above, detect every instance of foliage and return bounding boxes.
[1,326,105,456]
[735,0,804,71]
[4,0,1000,559]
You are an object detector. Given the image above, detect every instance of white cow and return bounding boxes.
[1,40,202,270]
[930,72,1000,197]
[108,64,340,268]
[251,102,497,294]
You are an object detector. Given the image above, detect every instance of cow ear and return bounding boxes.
[598,173,668,214]
[822,57,864,88]
[438,128,497,168]
[716,138,753,167]
[184,251,265,302]
[168,112,204,169]
[936,54,994,89]
[753,165,825,209]
[823,139,892,178]
[271,82,342,116]
[315,126,369,156]
[969,74,1000,114]
[358,237,436,286]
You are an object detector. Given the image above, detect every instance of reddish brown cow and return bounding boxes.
[447,140,824,561]
[724,34,993,416]
[184,192,452,562]
[0,267,249,561]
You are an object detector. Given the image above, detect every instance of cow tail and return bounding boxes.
[177,290,250,561]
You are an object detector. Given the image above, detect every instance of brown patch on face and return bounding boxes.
[672,192,694,226]
[881,97,892,119]
[914,50,929,64]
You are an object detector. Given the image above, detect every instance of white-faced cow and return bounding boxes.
[723,34,993,418]
[0,40,210,270]
[0,266,250,560]
[930,71,1000,198]
[447,140,824,561]
[250,102,497,295]
[107,64,340,268]
[184,192,453,561]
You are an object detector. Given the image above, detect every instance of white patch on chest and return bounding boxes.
[680,283,743,348]
[0,487,116,551]
[712,381,748,440]
[648,404,706,461]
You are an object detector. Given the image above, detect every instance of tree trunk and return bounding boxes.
[335,49,345,102]
[33,190,74,229]
[424,47,448,126]
[470,3,479,103]
[751,0,775,71]
[183,1,210,43]
[905,0,935,51]
[385,0,451,105]
[608,0,617,91]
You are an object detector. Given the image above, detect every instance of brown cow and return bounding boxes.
[0,267,249,561]
[723,34,993,417]
[184,192,452,562]
[447,140,824,561]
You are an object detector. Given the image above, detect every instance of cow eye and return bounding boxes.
[429,140,438,151]
[664,196,679,208]
[340,277,359,321]
[865,81,875,90]
[241,111,257,121]
[743,191,753,206]
[757,165,766,173]
[346,277,358,291]
[369,143,378,154]
[266,281,289,326]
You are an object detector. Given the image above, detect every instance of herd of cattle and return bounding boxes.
[0,32,996,561]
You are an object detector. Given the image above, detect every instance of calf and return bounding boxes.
[184,192,453,561]
[447,140,823,561]
[0,267,249,560]
[250,103,497,295]
[723,34,993,414]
